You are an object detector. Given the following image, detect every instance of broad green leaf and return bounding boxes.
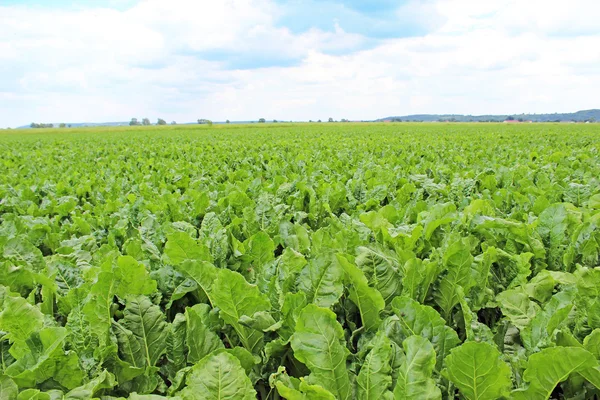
[164,313,186,379]
[389,296,460,371]
[536,203,569,270]
[496,289,540,330]
[63,369,116,399]
[521,290,574,352]
[164,232,212,265]
[444,341,512,400]
[247,231,275,268]
[394,335,441,400]
[434,238,475,319]
[116,296,168,368]
[278,292,307,341]
[355,245,403,305]
[337,254,385,332]
[584,329,600,358]
[275,380,336,400]
[179,352,256,400]
[173,260,217,305]
[0,376,18,400]
[0,286,44,342]
[291,304,351,400]
[357,332,393,400]
[513,347,597,400]
[401,258,441,304]
[185,304,223,364]
[297,254,344,308]
[5,327,84,389]
[2,237,45,271]
[212,269,270,352]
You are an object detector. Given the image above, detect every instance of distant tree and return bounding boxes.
[258,118,266,123]
[273,119,278,123]
[30,123,39,128]
[518,118,524,122]
[328,117,334,122]
[142,118,151,126]
[59,123,66,128]
[226,119,230,124]
[506,116,515,121]
[67,124,71,128]
[309,120,312,122]
[130,118,141,126]
[171,121,177,125]
[157,118,167,125]
[317,119,322,123]
[197,119,213,126]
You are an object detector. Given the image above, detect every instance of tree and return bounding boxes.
[258,118,266,123]
[171,121,177,125]
[226,120,230,124]
[328,117,334,122]
[59,123,66,128]
[506,116,515,121]
[317,119,322,123]
[273,119,278,123]
[309,120,313,122]
[142,118,151,126]
[67,124,72,128]
[198,119,213,126]
[157,118,167,125]
[130,118,141,126]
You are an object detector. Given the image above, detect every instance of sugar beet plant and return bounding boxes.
[0,123,599,399]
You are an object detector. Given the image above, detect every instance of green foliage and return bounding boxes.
[0,123,599,398]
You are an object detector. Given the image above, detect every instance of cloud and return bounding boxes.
[0,0,599,127]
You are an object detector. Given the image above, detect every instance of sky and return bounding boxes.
[1,0,599,127]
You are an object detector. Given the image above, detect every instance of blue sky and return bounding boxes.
[0,0,599,126]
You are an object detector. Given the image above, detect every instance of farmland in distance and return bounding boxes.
[1,123,599,399]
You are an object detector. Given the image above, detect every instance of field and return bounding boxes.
[1,123,599,399]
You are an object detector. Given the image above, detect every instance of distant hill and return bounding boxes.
[377,109,600,123]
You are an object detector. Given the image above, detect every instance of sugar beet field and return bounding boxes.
[0,123,599,400]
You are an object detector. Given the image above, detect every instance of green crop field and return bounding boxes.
[1,123,599,399]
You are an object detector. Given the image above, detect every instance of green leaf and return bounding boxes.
[513,347,597,400]
[394,335,441,400]
[0,286,44,343]
[521,290,574,352]
[337,254,385,332]
[291,304,351,400]
[297,254,344,308]
[443,341,512,400]
[401,258,441,304]
[247,231,275,268]
[212,269,270,353]
[164,232,212,265]
[185,304,223,364]
[496,289,540,330]
[164,313,186,379]
[179,352,256,400]
[0,376,18,400]
[2,237,46,271]
[278,292,307,341]
[275,379,336,400]
[434,238,475,319]
[63,369,116,399]
[5,327,84,389]
[357,333,394,400]
[389,296,460,371]
[116,296,168,368]
[173,260,217,305]
[536,203,569,270]
[355,245,403,305]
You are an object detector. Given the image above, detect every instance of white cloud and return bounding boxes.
[0,0,599,127]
